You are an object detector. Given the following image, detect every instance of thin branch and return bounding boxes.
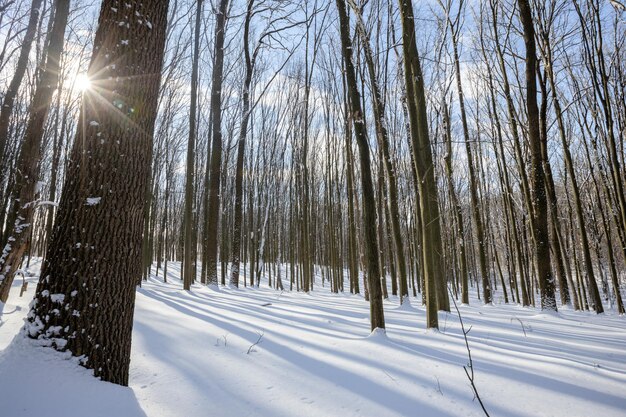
[449,287,491,417]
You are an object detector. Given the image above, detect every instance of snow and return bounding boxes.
[0,336,146,417]
[34,181,45,194]
[86,197,101,206]
[50,293,65,303]
[1,259,625,417]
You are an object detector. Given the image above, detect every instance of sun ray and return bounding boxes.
[74,74,92,92]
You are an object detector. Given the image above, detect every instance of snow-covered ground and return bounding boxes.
[1,260,625,417]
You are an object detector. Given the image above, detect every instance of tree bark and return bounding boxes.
[27,0,169,385]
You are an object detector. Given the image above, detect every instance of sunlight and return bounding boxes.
[74,73,92,92]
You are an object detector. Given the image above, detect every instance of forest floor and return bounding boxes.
[1,259,625,417]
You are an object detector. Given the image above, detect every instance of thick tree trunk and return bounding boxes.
[27,0,169,385]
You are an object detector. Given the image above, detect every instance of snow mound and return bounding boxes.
[394,297,419,312]
[366,327,388,342]
[0,335,146,417]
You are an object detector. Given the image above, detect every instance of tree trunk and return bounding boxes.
[335,0,385,331]
[0,0,70,303]
[230,0,255,287]
[0,0,43,165]
[398,0,448,326]
[348,0,408,302]
[27,0,169,385]
[204,0,229,286]
[517,0,557,311]
[182,0,202,290]
[448,23,491,304]
[442,102,469,304]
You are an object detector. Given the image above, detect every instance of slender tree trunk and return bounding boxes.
[182,0,202,290]
[517,0,557,311]
[230,0,255,287]
[0,0,44,238]
[344,103,359,294]
[537,68,570,306]
[0,0,70,303]
[398,0,448,326]
[335,0,385,331]
[348,0,408,301]
[0,0,43,165]
[442,102,469,304]
[204,0,229,286]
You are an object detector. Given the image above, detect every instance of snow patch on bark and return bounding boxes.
[85,197,101,206]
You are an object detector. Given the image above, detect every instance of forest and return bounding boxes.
[0,0,625,416]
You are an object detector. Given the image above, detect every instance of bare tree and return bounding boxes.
[335,0,385,330]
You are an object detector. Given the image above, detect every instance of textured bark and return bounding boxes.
[203,0,229,286]
[517,0,557,311]
[335,0,385,330]
[27,0,169,385]
[0,0,69,303]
